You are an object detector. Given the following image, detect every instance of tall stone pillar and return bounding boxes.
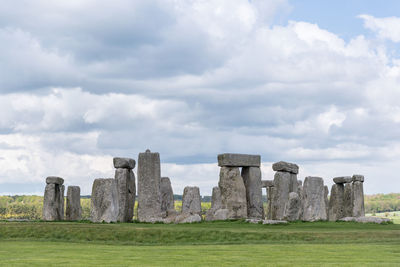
[182,186,202,215]
[271,161,299,220]
[328,176,351,221]
[137,149,162,222]
[301,176,327,221]
[66,186,81,221]
[352,175,365,217]
[114,157,136,222]
[343,181,353,217]
[262,180,274,220]
[43,176,65,221]
[242,167,264,219]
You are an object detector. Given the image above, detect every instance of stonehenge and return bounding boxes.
[43,176,65,221]
[41,150,368,224]
[66,186,81,221]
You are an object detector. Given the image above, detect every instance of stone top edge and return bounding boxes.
[217,153,261,167]
[272,161,299,174]
[46,176,64,185]
[113,157,136,169]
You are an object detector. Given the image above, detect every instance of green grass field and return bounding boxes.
[0,220,399,266]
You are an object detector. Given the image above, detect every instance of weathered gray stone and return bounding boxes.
[43,182,64,221]
[328,183,344,221]
[352,174,365,182]
[241,167,264,219]
[352,181,365,217]
[339,216,391,224]
[262,220,288,224]
[182,186,201,216]
[90,178,119,223]
[218,167,247,219]
[115,168,135,222]
[297,180,302,187]
[113,157,136,169]
[137,149,162,222]
[333,176,352,184]
[271,171,294,220]
[160,177,175,217]
[261,180,274,188]
[343,183,353,217]
[66,186,81,221]
[46,176,64,185]
[266,186,274,220]
[301,176,327,221]
[174,213,202,223]
[217,153,260,167]
[213,209,230,220]
[283,192,301,221]
[205,187,222,221]
[272,161,299,174]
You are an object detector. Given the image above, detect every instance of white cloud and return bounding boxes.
[359,14,400,42]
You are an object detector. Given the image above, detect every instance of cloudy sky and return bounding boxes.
[1,0,400,196]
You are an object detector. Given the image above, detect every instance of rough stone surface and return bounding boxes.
[333,176,352,184]
[217,153,260,167]
[174,213,202,223]
[160,177,175,217]
[262,220,288,224]
[297,180,302,187]
[46,176,64,185]
[66,186,81,221]
[205,187,222,221]
[328,183,345,221]
[43,183,64,221]
[340,216,391,224]
[113,157,136,169]
[90,178,119,223]
[137,150,162,222]
[241,167,264,219]
[352,181,365,217]
[218,167,247,219]
[266,186,274,220]
[343,183,353,217]
[182,186,201,215]
[272,161,299,174]
[283,192,301,221]
[301,176,327,221]
[115,168,135,222]
[271,171,293,220]
[352,174,365,182]
[261,180,274,188]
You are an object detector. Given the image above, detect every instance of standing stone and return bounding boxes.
[206,187,223,221]
[160,177,175,216]
[137,149,162,222]
[43,177,64,221]
[343,182,353,217]
[211,186,222,210]
[266,186,274,220]
[115,168,136,222]
[328,183,344,221]
[181,186,202,215]
[218,167,247,219]
[66,186,81,221]
[271,171,291,220]
[241,167,264,219]
[352,175,365,217]
[283,192,301,221]
[301,176,327,221]
[90,178,119,223]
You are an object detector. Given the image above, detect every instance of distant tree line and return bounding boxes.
[0,193,399,220]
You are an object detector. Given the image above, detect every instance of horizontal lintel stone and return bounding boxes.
[272,161,299,174]
[217,153,260,167]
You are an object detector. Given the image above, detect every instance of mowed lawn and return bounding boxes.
[0,221,399,266]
